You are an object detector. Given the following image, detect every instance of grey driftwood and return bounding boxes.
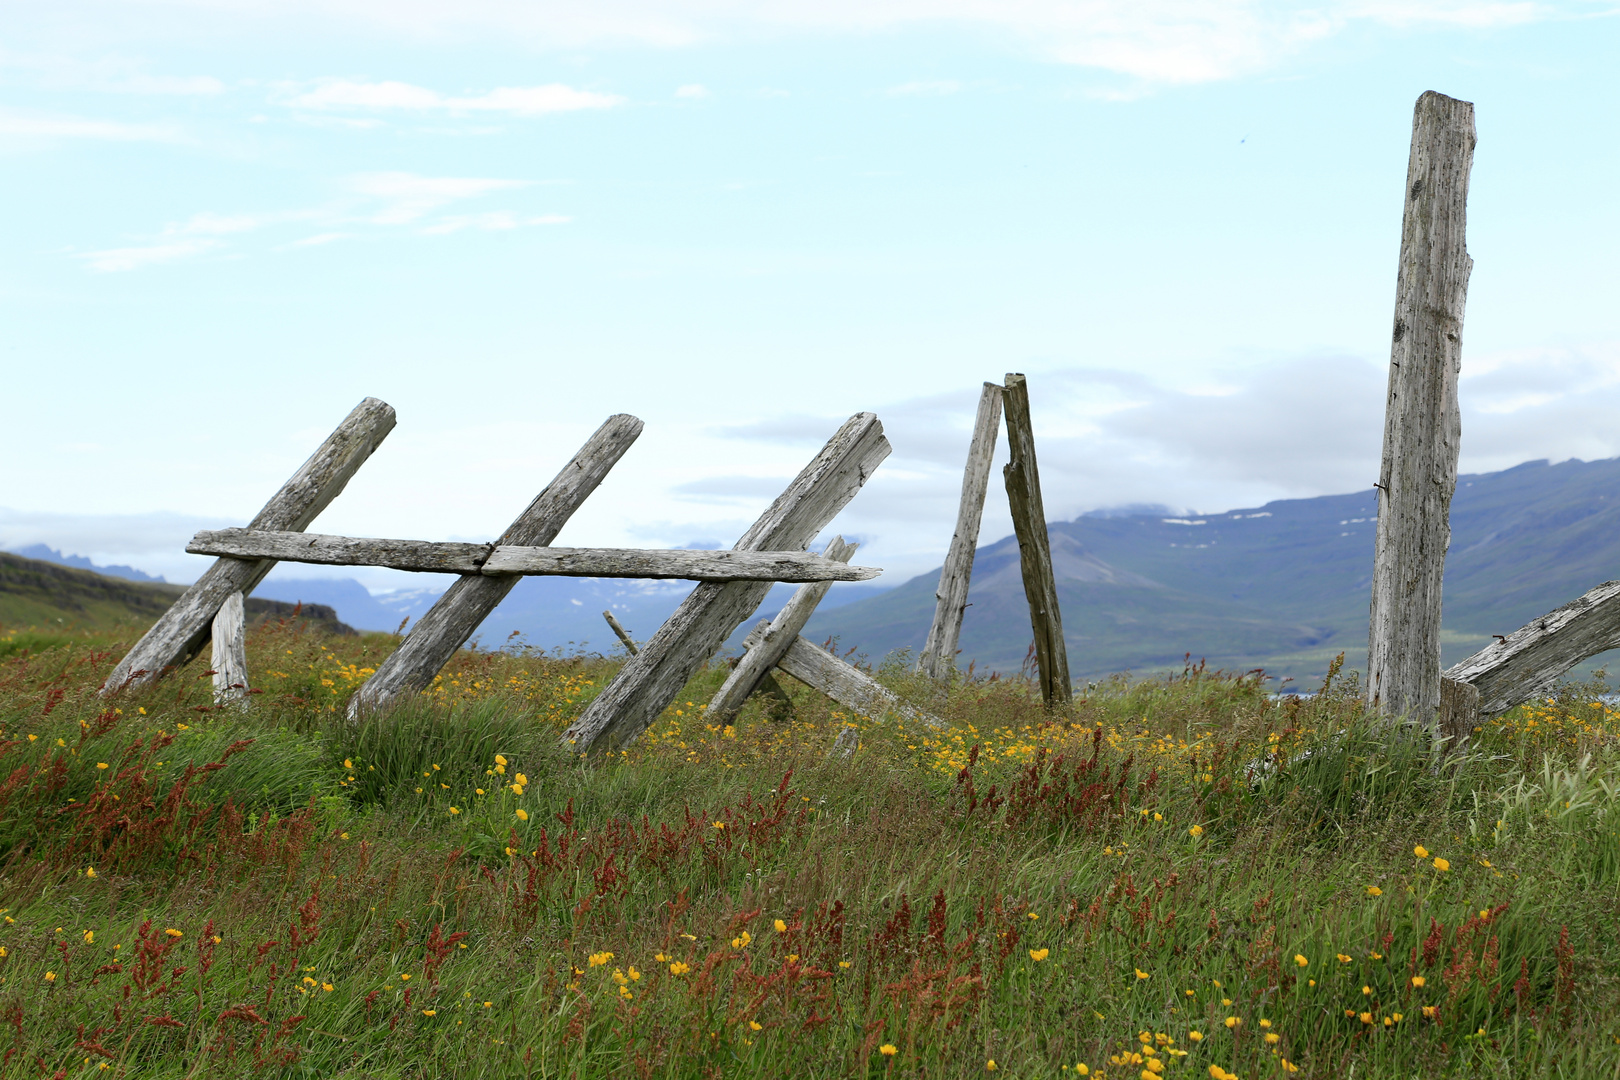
[102,396,397,693]
[562,413,891,752]
[1366,91,1476,721]
[350,414,644,715]
[919,382,1002,680]
[743,622,943,729]
[707,536,856,720]
[189,529,878,582]
[1002,373,1071,706]
[1444,579,1620,719]
[210,591,249,704]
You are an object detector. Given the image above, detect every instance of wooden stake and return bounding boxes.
[603,611,639,655]
[210,591,249,704]
[1001,374,1071,706]
[707,536,856,720]
[1367,91,1476,721]
[101,396,397,694]
[562,413,890,752]
[919,383,1002,680]
[350,414,644,714]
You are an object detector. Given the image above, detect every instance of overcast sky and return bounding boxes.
[3,0,1617,589]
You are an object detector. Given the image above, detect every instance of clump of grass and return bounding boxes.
[0,625,1614,1076]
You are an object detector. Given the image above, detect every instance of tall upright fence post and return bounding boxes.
[919,383,1002,681]
[1367,91,1476,722]
[1002,373,1071,707]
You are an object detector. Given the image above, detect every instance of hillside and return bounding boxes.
[805,457,1620,683]
[0,552,356,638]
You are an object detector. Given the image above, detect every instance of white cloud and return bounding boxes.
[284,79,623,114]
[0,107,180,142]
[77,171,554,271]
[61,0,1560,86]
[347,171,530,223]
[78,238,221,273]
[279,231,352,249]
[675,83,710,98]
[420,212,570,234]
[888,80,962,95]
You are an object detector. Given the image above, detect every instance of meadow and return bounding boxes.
[0,619,1616,1078]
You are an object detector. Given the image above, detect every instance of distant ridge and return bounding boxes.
[11,544,166,583]
[803,457,1620,684]
[0,552,356,637]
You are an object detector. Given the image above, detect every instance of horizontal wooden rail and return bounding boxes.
[188,528,881,583]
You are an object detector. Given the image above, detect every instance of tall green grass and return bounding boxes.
[0,627,1614,1077]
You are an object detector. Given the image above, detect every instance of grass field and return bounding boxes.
[0,619,1617,1078]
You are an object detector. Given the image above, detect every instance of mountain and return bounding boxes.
[11,544,166,583]
[804,457,1620,684]
[0,552,355,637]
[253,571,889,654]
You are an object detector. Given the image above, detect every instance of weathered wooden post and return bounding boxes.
[1366,91,1476,721]
[1002,373,1071,706]
[210,591,249,704]
[708,536,856,720]
[350,414,644,715]
[102,396,397,694]
[918,383,1002,680]
[603,611,639,655]
[562,413,890,752]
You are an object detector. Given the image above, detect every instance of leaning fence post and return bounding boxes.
[350,414,644,715]
[562,413,890,753]
[707,536,856,721]
[1002,373,1071,707]
[603,611,639,655]
[101,396,397,694]
[1366,91,1476,722]
[210,591,249,704]
[919,383,1002,680]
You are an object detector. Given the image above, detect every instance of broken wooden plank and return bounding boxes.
[1002,373,1072,707]
[188,529,880,582]
[101,396,397,694]
[761,626,943,728]
[350,414,645,715]
[919,383,1002,680]
[1444,579,1620,717]
[707,536,856,720]
[562,413,891,752]
[1367,91,1476,721]
[210,591,249,704]
[603,611,639,655]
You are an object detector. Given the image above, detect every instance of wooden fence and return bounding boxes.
[102,90,1599,752]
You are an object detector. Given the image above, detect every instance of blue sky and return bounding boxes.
[3,0,1617,589]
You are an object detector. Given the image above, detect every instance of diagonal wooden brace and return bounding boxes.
[743,623,943,729]
[562,413,890,752]
[1444,578,1620,720]
[350,414,644,715]
[707,536,856,721]
[101,396,397,694]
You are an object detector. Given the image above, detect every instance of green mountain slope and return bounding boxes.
[806,457,1620,683]
[0,552,356,638]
